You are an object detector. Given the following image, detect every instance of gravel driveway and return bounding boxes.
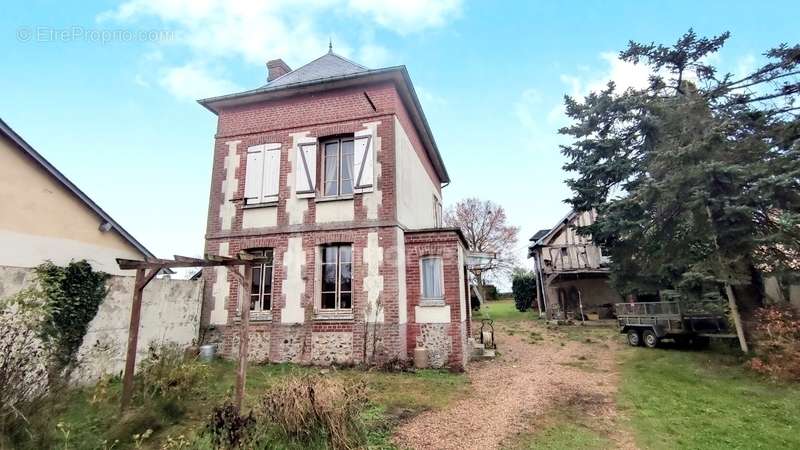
[393,320,636,449]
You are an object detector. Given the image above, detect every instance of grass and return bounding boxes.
[619,346,800,450]
[474,299,539,322]
[505,406,611,450]
[19,362,468,449]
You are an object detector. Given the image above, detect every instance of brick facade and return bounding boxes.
[200,60,468,370]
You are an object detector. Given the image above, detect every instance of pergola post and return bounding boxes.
[120,266,160,411]
[115,254,267,411]
[234,266,252,410]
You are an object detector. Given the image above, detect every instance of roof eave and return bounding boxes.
[197,67,450,184]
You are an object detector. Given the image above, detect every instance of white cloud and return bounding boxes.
[346,0,462,35]
[567,52,652,98]
[158,64,241,101]
[100,0,461,99]
[357,43,392,68]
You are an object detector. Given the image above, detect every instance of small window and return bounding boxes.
[560,247,568,256]
[433,196,442,227]
[248,249,274,313]
[421,256,444,300]
[320,245,353,310]
[322,137,354,197]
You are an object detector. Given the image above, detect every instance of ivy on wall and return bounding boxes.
[34,260,108,372]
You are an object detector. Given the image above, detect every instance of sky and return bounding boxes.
[2,0,798,281]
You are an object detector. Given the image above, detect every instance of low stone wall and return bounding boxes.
[0,265,203,383]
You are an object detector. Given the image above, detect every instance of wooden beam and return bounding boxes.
[121,268,146,410]
[234,266,253,410]
[117,256,270,270]
[136,266,161,291]
[205,253,234,262]
[174,255,206,264]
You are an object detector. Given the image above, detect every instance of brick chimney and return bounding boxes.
[266,59,291,82]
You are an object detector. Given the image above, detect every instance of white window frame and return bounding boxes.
[420,256,445,305]
[433,196,443,227]
[317,244,353,315]
[321,137,355,198]
[237,248,274,321]
[244,144,281,206]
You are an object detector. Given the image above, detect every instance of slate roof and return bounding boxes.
[529,229,551,242]
[266,51,368,88]
[198,50,451,184]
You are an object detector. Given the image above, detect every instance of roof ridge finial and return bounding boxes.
[328,37,333,54]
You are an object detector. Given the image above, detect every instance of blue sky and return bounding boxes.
[2,1,798,278]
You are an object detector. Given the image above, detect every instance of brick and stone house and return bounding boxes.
[198,49,471,369]
[528,210,622,320]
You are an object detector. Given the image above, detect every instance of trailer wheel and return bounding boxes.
[642,329,659,348]
[626,329,642,347]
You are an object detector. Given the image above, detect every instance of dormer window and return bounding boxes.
[322,137,355,197]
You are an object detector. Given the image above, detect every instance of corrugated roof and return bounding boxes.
[0,117,172,273]
[266,52,368,88]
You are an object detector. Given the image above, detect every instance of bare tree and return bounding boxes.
[445,198,519,295]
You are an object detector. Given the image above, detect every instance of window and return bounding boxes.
[244,144,281,205]
[248,249,274,313]
[560,247,568,256]
[320,245,352,310]
[421,256,444,300]
[322,137,354,197]
[433,196,443,227]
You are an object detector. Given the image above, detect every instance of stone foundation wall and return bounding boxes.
[416,323,452,368]
[310,332,354,365]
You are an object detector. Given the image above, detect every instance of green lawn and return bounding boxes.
[473,299,539,321]
[16,361,468,449]
[619,347,800,450]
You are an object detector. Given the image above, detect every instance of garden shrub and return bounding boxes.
[0,289,51,444]
[138,342,210,401]
[34,260,108,374]
[748,305,800,381]
[255,375,368,450]
[512,269,537,312]
[205,402,255,449]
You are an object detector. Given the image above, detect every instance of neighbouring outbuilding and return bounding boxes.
[528,210,622,320]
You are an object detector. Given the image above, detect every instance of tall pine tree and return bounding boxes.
[560,30,800,350]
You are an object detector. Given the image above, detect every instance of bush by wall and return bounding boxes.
[35,260,108,373]
[512,269,537,312]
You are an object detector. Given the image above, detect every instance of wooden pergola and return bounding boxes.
[116,253,267,411]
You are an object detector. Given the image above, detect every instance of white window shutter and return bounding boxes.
[354,135,374,191]
[244,147,264,203]
[262,148,281,202]
[295,143,317,197]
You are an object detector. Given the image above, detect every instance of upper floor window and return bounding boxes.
[293,133,374,199]
[320,244,352,310]
[249,249,274,313]
[244,144,281,205]
[421,256,444,301]
[322,137,354,197]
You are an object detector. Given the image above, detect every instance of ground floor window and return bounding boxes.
[320,244,352,310]
[421,256,444,301]
[249,248,274,312]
